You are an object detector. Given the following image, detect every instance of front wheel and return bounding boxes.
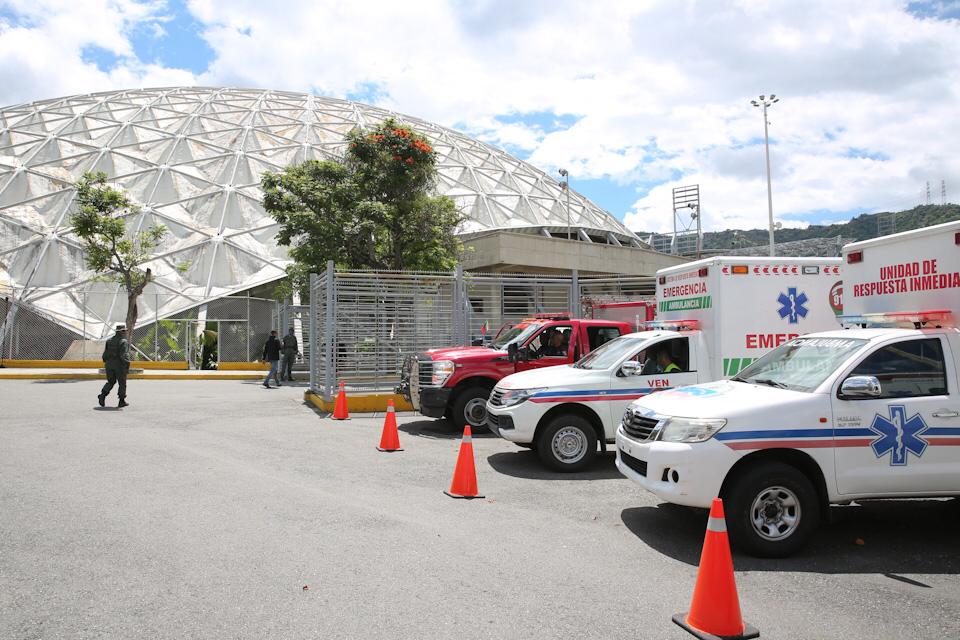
[723,462,820,558]
[451,385,491,431]
[537,415,598,472]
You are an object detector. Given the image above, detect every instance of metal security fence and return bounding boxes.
[308,263,654,398]
[1,289,280,366]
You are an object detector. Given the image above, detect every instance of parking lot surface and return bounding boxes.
[1,379,958,639]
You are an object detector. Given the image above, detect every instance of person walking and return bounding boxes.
[98,324,131,408]
[281,327,299,382]
[262,330,282,388]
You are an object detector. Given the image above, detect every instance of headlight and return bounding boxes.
[431,360,455,386]
[657,417,726,443]
[499,387,547,407]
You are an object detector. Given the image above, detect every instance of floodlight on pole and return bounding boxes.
[752,94,779,256]
[559,168,570,240]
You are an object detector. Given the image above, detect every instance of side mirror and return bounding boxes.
[472,338,483,346]
[507,343,518,363]
[620,361,642,377]
[520,346,533,361]
[840,376,881,399]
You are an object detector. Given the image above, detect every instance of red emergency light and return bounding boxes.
[658,276,666,285]
[642,320,701,332]
[839,309,954,328]
[847,250,863,264]
[698,267,709,277]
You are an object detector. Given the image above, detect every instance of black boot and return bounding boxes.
[118,399,129,408]
[98,394,105,407]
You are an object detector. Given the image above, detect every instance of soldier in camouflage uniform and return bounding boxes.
[98,324,131,408]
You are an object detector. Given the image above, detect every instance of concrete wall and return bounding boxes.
[461,230,690,275]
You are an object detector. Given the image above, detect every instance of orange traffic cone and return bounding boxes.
[331,381,349,420]
[444,425,484,499]
[376,400,403,452]
[673,498,759,639]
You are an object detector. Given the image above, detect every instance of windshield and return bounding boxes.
[734,337,868,393]
[490,323,543,350]
[573,336,648,370]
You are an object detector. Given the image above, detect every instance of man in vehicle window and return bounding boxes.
[657,347,681,373]
[540,330,568,357]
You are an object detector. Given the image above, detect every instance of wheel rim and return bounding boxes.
[552,426,588,464]
[463,397,487,426]
[749,485,801,541]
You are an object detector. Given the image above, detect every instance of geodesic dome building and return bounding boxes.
[0,86,643,342]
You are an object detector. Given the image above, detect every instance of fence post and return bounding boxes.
[570,269,580,318]
[324,260,336,401]
[245,293,251,362]
[454,263,465,345]
[82,291,87,361]
[154,293,159,361]
[309,272,318,394]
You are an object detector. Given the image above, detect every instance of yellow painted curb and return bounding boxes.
[1,360,190,370]
[0,373,266,380]
[219,361,270,370]
[304,390,413,413]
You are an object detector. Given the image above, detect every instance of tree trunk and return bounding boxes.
[125,294,139,336]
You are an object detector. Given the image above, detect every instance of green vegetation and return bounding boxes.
[692,204,960,250]
[71,172,167,332]
[262,118,463,297]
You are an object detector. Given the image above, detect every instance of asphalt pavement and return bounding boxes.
[1,379,958,639]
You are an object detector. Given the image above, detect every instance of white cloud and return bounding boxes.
[2,0,959,233]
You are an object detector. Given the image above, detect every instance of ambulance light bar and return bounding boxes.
[838,310,954,328]
[642,320,701,331]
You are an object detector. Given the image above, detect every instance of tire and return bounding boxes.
[537,415,598,472]
[723,462,820,558]
[451,385,491,432]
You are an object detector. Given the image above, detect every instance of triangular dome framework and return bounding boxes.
[0,86,643,339]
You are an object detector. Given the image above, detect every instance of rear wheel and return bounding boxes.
[723,462,820,558]
[537,415,597,472]
[451,385,491,432]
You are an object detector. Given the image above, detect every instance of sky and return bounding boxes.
[1,0,958,235]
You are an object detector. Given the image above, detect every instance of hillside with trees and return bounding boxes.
[640,204,959,251]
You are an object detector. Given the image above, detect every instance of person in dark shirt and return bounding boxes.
[281,328,299,382]
[262,330,282,388]
[98,324,131,407]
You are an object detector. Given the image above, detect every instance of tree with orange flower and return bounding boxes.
[263,118,462,295]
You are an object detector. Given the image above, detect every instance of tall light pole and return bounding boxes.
[751,94,779,256]
[558,168,570,240]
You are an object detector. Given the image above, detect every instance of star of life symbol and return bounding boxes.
[868,405,929,466]
[777,287,808,324]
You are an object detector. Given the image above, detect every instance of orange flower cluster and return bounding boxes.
[411,139,433,153]
[392,128,411,138]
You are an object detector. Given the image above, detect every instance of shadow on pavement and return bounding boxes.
[31,379,86,384]
[487,450,625,481]
[398,418,496,440]
[621,498,960,574]
[93,406,122,411]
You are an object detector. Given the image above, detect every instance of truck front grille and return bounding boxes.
[488,389,505,407]
[622,412,659,441]
[417,360,433,388]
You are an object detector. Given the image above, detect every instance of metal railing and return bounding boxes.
[308,263,654,398]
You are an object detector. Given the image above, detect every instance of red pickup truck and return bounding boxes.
[398,316,633,429]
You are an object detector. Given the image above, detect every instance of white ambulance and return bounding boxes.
[616,221,960,557]
[486,257,842,472]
